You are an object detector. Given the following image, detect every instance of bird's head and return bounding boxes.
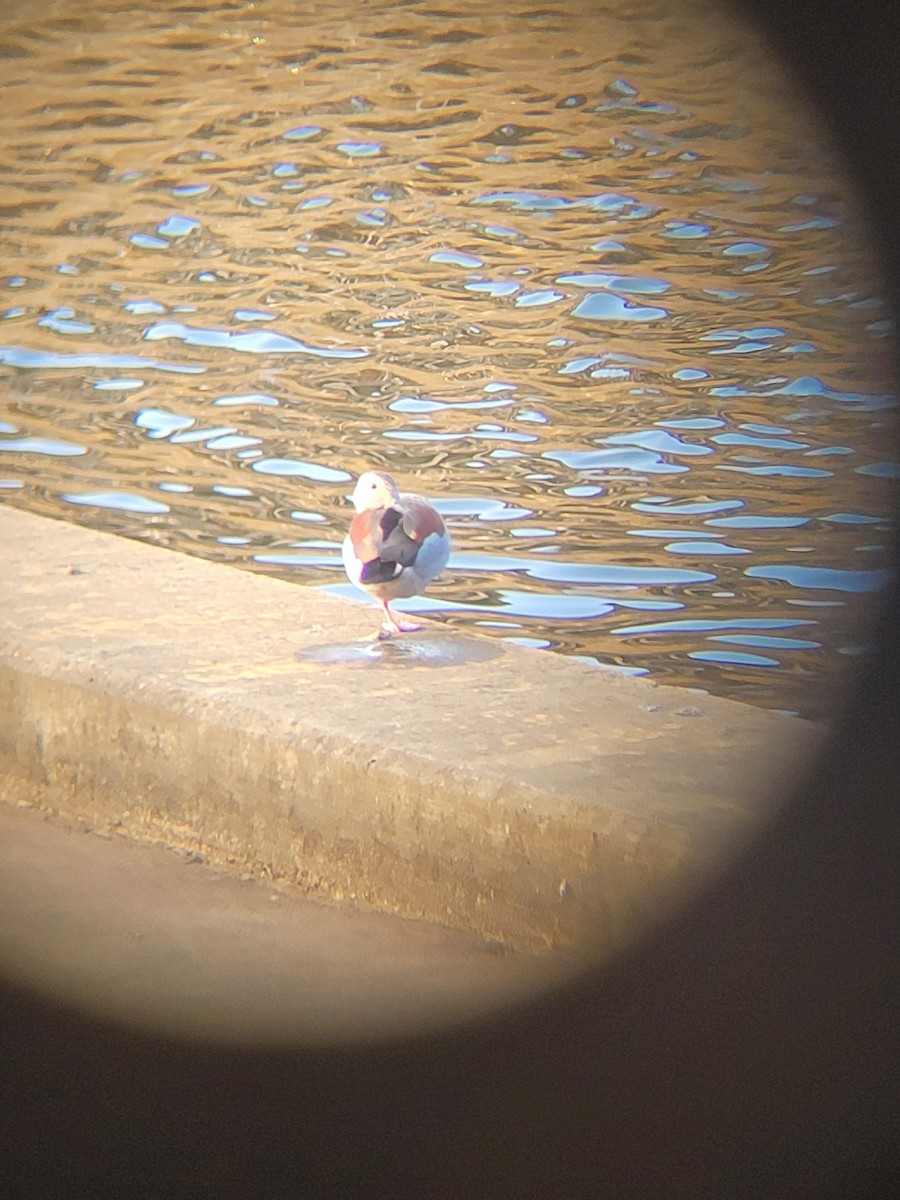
[350,471,401,513]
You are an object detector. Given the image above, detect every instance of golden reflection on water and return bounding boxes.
[0,0,896,720]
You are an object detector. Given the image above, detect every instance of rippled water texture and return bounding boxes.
[1,0,896,719]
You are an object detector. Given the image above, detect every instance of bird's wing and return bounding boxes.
[377,504,422,567]
[397,495,446,545]
[349,506,416,585]
[349,497,445,576]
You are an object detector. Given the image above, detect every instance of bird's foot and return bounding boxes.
[378,618,421,637]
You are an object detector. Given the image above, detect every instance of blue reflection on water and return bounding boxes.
[572,293,668,321]
[712,634,822,650]
[717,464,832,477]
[451,551,714,587]
[205,434,261,450]
[406,589,617,621]
[662,222,711,238]
[559,272,671,294]
[38,309,95,336]
[157,215,200,238]
[603,430,713,457]
[745,564,890,592]
[136,409,194,438]
[337,142,382,156]
[213,393,280,408]
[0,345,204,374]
[632,498,743,514]
[389,395,514,413]
[296,196,334,211]
[490,592,615,619]
[472,190,649,213]
[429,250,484,268]
[283,125,322,140]
[384,430,465,442]
[705,515,807,528]
[664,541,750,555]
[464,281,520,297]
[93,379,143,391]
[123,300,166,315]
[129,233,169,250]
[233,310,276,323]
[515,290,565,307]
[722,242,769,256]
[774,376,896,406]
[689,649,779,667]
[0,436,87,456]
[856,461,900,478]
[559,356,601,374]
[250,458,351,482]
[433,497,531,520]
[713,432,808,450]
[821,512,884,524]
[630,528,721,539]
[544,447,688,473]
[657,416,723,429]
[143,321,368,359]
[255,551,341,567]
[62,490,169,514]
[709,341,771,354]
[615,617,816,634]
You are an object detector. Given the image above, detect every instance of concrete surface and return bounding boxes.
[0,506,822,975]
[0,801,560,1044]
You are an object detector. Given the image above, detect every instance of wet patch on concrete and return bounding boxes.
[296,632,501,670]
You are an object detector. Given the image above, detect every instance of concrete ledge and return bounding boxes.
[0,802,559,1044]
[0,507,822,956]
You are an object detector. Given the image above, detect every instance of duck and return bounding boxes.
[342,470,451,637]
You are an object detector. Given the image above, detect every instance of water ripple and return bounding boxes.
[544,448,690,474]
[0,0,893,721]
[250,459,352,483]
[0,436,87,457]
[745,565,889,592]
[571,293,669,321]
[0,345,204,374]
[143,322,369,359]
[62,490,170,514]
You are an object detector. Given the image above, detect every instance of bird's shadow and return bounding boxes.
[295,629,499,670]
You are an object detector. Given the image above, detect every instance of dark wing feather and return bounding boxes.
[351,505,417,585]
[376,506,422,567]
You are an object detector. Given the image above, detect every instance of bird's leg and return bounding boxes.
[379,599,421,636]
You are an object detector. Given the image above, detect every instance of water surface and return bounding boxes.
[1,0,896,720]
